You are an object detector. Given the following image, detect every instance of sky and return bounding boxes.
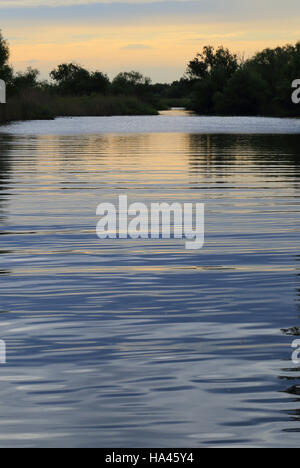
[1,0,300,83]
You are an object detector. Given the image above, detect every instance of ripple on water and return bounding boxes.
[0,119,299,447]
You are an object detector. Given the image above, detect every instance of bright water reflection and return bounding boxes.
[0,114,300,447]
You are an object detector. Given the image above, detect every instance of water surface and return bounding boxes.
[0,112,300,447]
[1,114,300,135]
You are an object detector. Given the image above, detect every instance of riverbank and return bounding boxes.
[0,89,158,124]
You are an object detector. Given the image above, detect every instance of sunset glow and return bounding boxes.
[2,0,300,82]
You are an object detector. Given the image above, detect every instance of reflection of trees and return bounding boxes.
[280,258,300,425]
[0,134,12,280]
[188,134,255,187]
[188,134,300,183]
[189,133,300,427]
[50,134,156,190]
[0,134,12,224]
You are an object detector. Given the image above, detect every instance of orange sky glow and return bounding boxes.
[1,1,300,82]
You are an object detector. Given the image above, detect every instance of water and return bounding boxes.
[0,111,300,447]
[2,114,300,135]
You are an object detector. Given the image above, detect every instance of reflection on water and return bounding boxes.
[0,120,300,447]
[0,137,11,223]
[0,138,11,280]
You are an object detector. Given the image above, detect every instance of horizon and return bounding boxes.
[1,0,300,83]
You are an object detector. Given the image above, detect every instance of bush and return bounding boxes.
[214,69,270,116]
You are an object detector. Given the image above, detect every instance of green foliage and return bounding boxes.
[2,27,300,121]
[50,63,110,95]
[187,45,240,114]
[0,31,9,69]
[187,45,239,80]
[0,30,13,83]
[0,89,157,124]
[150,78,194,110]
[190,78,217,114]
[214,69,270,115]
[112,71,151,89]
[158,97,191,110]
[111,71,152,102]
[11,67,40,94]
[188,42,300,116]
[89,71,110,94]
[244,43,300,115]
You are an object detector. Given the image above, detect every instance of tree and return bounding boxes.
[246,43,300,115]
[0,30,13,83]
[112,71,151,96]
[50,63,90,94]
[187,45,239,80]
[0,31,9,69]
[214,68,269,116]
[12,67,39,93]
[187,46,240,114]
[88,71,110,94]
[187,42,300,116]
[190,78,217,114]
[50,63,110,95]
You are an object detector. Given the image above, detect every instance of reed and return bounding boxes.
[0,89,158,124]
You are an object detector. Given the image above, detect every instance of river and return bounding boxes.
[0,110,299,447]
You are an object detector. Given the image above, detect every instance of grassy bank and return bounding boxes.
[0,89,158,124]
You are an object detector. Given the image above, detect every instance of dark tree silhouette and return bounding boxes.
[0,30,13,83]
[50,63,110,95]
[188,42,300,116]
[187,45,239,80]
[2,27,300,120]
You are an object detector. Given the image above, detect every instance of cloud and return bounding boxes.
[120,43,153,50]
[0,0,188,6]
[2,0,300,83]
[1,0,300,23]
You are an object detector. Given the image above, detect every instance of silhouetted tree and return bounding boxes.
[188,42,300,116]
[88,71,110,94]
[112,71,151,98]
[187,45,239,80]
[50,63,110,95]
[0,30,13,83]
[0,31,9,69]
[188,46,240,114]
[214,68,269,115]
[245,43,300,115]
[50,63,90,94]
[11,67,39,94]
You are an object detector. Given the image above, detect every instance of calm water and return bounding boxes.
[0,111,300,447]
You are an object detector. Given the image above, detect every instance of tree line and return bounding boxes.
[1,29,300,117]
[187,44,300,116]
